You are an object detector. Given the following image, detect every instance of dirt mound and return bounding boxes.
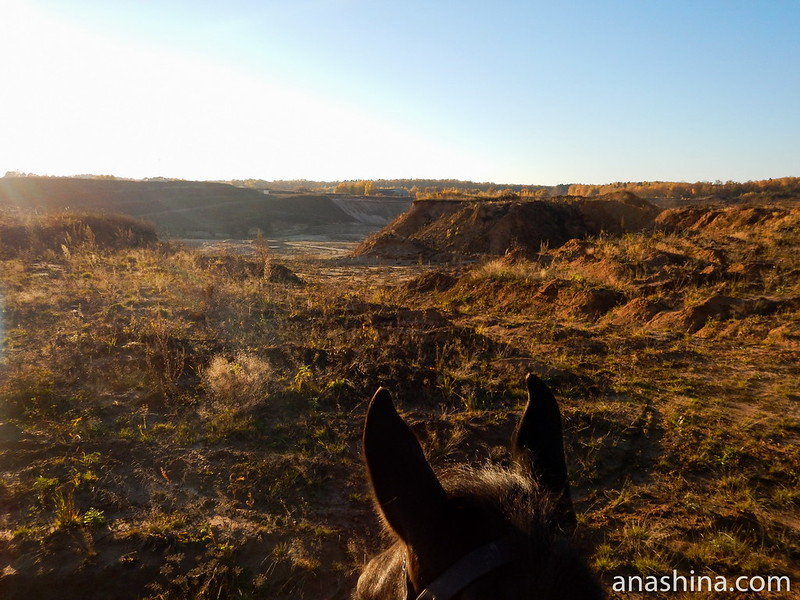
[350,235,437,261]
[194,254,303,284]
[647,295,744,333]
[398,199,800,350]
[764,321,800,349]
[647,294,800,334]
[656,204,800,235]
[607,297,671,326]
[571,192,660,234]
[267,263,304,284]
[563,287,626,320]
[353,193,660,260]
[404,270,459,294]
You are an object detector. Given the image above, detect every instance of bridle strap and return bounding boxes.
[406,538,516,600]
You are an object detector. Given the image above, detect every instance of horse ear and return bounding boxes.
[363,388,448,546]
[512,374,577,532]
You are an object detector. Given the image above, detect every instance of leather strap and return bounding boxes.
[408,537,516,600]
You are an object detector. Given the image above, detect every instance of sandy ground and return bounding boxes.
[177,238,359,259]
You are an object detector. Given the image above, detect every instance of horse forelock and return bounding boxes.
[441,463,556,529]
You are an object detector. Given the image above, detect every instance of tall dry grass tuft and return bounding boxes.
[202,352,273,412]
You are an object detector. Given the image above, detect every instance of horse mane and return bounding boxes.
[440,463,555,532]
[371,461,551,537]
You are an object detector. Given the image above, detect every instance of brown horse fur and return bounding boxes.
[355,374,603,600]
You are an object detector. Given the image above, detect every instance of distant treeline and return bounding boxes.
[227,176,800,200]
[229,178,560,196]
[7,172,798,201]
[566,177,800,199]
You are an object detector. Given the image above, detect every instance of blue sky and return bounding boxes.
[1,0,798,185]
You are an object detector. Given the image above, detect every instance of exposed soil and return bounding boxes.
[0,199,798,600]
[353,192,661,260]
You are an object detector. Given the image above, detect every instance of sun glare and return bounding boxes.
[0,1,484,181]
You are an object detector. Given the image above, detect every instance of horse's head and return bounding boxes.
[355,374,603,600]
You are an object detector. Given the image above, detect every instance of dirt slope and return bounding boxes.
[353,192,660,260]
[398,203,800,339]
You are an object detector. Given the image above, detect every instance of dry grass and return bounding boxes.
[0,209,798,599]
[0,210,157,259]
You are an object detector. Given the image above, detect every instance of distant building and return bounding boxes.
[375,188,410,197]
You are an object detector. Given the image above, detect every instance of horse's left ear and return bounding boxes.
[512,374,577,532]
[363,388,448,548]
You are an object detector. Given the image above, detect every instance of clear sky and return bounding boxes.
[1,0,798,185]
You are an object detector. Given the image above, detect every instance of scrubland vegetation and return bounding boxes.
[221,174,800,201]
[0,202,798,599]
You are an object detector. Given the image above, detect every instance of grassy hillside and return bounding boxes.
[0,212,157,259]
[0,177,408,239]
[0,207,798,599]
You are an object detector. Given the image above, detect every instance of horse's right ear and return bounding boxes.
[512,374,577,532]
[363,388,448,547]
